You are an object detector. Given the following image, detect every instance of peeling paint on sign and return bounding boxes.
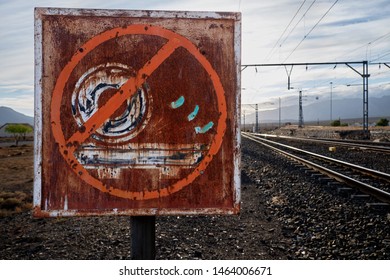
[171,96,185,109]
[188,105,199,121]
[34,8,241,216]
[195,121,214,134]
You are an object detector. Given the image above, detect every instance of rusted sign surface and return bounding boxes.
[34,8,241,216]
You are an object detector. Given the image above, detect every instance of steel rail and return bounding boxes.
[243,132,390,204]
[251,133,390,182]
[258,133,390,154]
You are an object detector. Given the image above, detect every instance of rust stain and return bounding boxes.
[34,8,241,217]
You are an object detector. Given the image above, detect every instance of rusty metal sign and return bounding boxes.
[34,8,241,216]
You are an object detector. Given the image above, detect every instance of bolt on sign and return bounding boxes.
[34,8,241,216]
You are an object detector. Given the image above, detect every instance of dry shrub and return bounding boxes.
[0,197,23,210]
[0,191,32,217]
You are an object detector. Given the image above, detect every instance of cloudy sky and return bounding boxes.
[1,0,390,116]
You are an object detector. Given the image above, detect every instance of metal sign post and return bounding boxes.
[131,216,156,260]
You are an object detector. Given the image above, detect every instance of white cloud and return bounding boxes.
[0,0,389,114]
[0,84,33,91]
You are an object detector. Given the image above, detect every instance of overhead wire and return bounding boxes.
[335,31,390,62]
[264,0,307,62]
[282,0,339,63]
[278,0,317,52]
[274,0,339,90]
[244,1,389,106]
[370,50,390,63]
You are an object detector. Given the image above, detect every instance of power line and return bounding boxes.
[278,0,317,50]
[369,31,390,46]
[264,0,307,62]
[335,31,390,61]
[370,50,390,62]
[283,0,339,63]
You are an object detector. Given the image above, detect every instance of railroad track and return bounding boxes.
[242,132,390,204]
[257,133,390,154]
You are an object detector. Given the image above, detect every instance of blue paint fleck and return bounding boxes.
[195,121,214,134]
[171,96,185,109]
[187,105,199,121]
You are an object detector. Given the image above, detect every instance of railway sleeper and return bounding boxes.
[350,194,370,200]
[310,173,325,179]
[303,169,316,174]
[366,202,390,210]
[318,177,333,183]
[327,181,341,188]
[337,187,353,196]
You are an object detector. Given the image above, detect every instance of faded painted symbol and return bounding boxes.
[188,105,199,121]
[71,66,208,179]
[195,121,214,134]
[51,24,227,200]
[170,97,212,133]
[170,95,185,109]
[71,63,152,143]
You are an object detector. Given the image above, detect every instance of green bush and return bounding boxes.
[330,119,348,127]
[5,124,33,146]
[376,118,389,126]
[330,119,340,126]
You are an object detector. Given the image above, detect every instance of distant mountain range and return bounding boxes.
[244,95,390,124]
[1,95,389,129]
[0,106,34,127]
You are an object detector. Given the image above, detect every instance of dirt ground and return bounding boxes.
[1,129,389,260]
[0,143,34,217]
[0,141,289,260]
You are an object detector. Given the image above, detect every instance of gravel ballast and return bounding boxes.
[1,138,389,259]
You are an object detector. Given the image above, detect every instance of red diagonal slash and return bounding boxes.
[49,24,227,200]
[66,38,181,149]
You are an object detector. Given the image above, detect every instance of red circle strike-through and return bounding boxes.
[51,24,227,200]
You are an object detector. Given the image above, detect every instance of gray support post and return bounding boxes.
[255,103,259,132]
[298,90,304,128]
[362,61,369,138]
